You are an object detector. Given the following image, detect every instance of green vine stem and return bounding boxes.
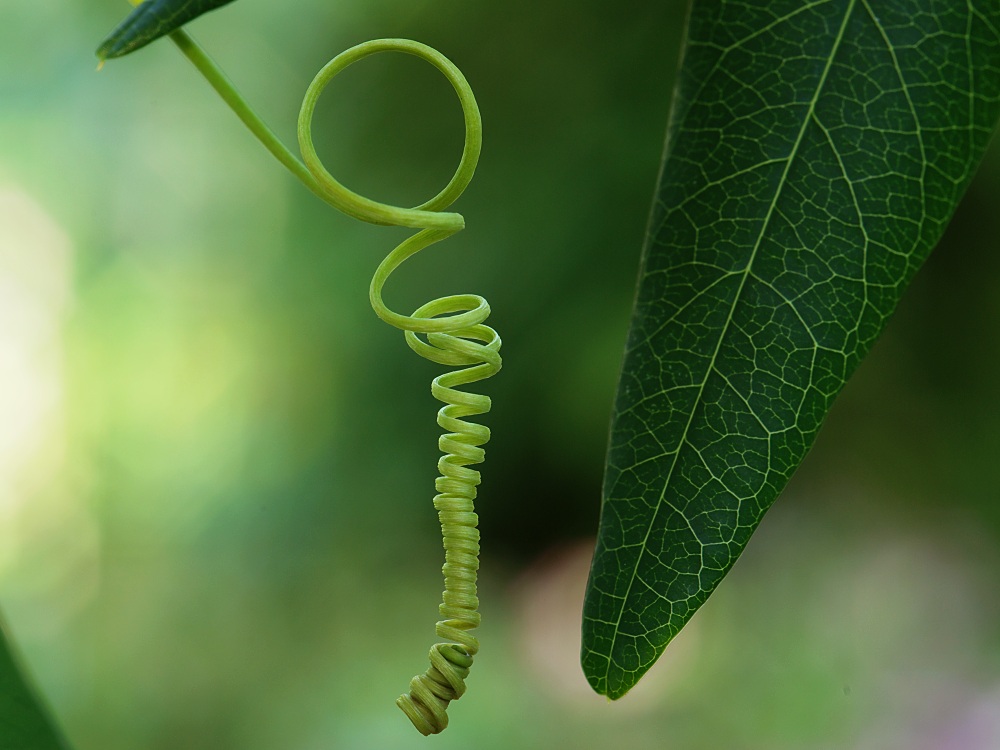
[152,29,499,735]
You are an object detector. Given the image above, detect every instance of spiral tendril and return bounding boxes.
[140,30,496,735]
[295,40,500,735]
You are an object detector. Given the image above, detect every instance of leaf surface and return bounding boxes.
[582,0,1000,699]
[0,613,67,749]
[96,0,237,60]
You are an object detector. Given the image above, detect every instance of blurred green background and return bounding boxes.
[1,1,1000,748]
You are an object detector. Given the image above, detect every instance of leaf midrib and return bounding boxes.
[598,0,859,690]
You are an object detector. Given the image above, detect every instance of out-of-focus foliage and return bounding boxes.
[0,613,65,748]
[0,1,999,748]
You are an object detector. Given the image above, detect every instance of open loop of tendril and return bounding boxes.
[296,40,500,736]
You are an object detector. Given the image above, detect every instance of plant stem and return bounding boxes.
[167,29,331,204]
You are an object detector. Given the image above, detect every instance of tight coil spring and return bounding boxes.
[296,40,500,735]
[98,13,496,736]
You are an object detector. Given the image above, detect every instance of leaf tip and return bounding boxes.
[95,37,120,63]
[96,33,136,62]
[582,641,647,701]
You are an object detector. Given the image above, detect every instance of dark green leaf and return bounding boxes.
[582,0,1000,699]
[96,0,237,61]
[0,612,67,749]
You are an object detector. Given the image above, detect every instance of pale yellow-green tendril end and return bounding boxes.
[297,40,499,735]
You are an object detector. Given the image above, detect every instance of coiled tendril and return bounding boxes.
[108,27,496,734]
[296,41,500,735]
